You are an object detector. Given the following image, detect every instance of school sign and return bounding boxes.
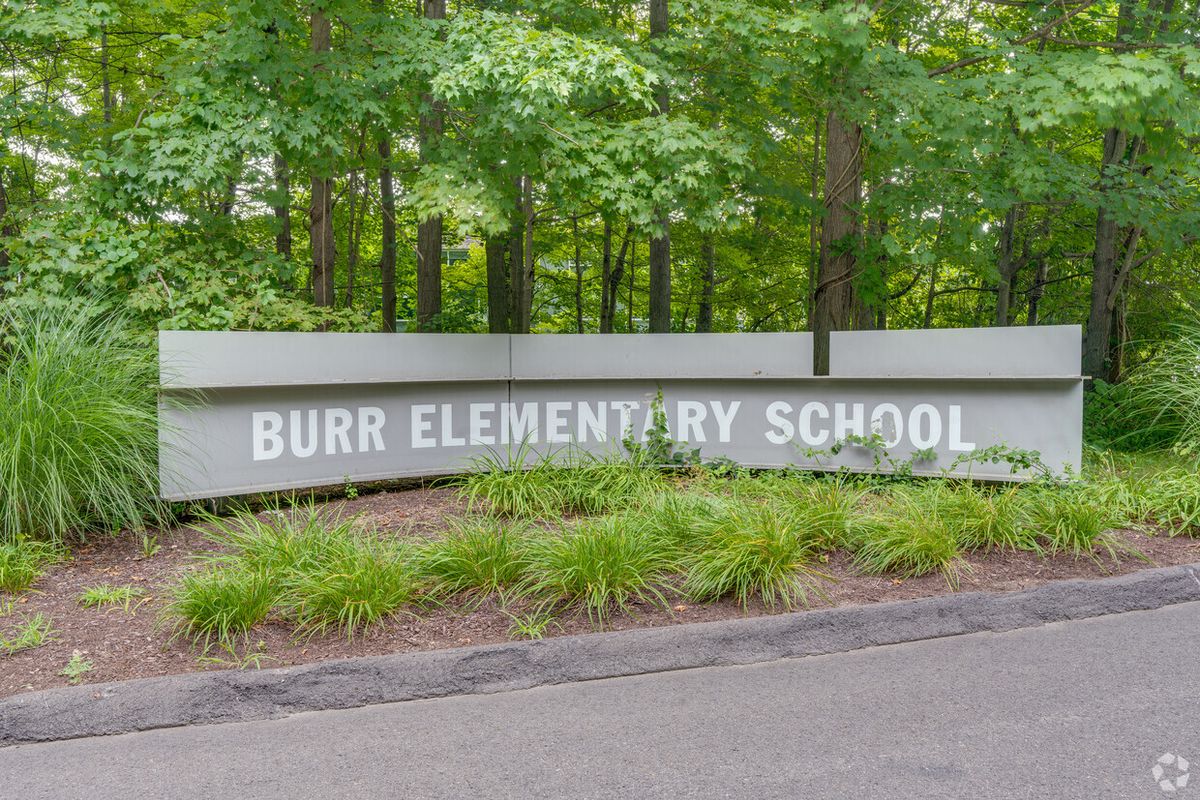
[158,327,1084,500]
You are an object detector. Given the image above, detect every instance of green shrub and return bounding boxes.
[0,539,63,593]
[415,517,528,599]
[520,516,672,623]
[1094,467,1200,536]
[682,500,829,609]
[1023,488,1135,561]
[0,306,164,543]
[853,490,968,588]
[924,483,1038,553]
[165,566,278,650]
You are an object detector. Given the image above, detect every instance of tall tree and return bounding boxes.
[308,8,335,308]
[415,0,446,331]
[647,0,671,333]
[813,110,862,374]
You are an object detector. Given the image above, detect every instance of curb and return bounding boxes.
[4,562,1200,747]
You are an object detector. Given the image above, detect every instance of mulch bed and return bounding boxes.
[3,485,1199,699]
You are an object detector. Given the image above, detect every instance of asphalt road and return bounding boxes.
[3,601,1199,800]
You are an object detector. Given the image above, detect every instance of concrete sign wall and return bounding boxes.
[158,327,1083,500]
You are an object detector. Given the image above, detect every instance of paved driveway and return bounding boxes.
[3,601,1198,799]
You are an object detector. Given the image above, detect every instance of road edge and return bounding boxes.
[4,562,1200,746]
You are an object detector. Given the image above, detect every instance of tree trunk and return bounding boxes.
[697,235,715,332]
[345,171,365,310]
[506,179,524,334]
[603,223,633,333]
[309,10,335,308]
[813,110,862,374]
[647,0,671,333]
[101,28,112,125]
[1083,127,1129,378]
[807,114,821,329]
[573,216,584,333]
[485,236,510,333]
[272,154,292,259]
[1027,258,1048,326]
[414,0,446,331]
[517,176,534,332]
[922,265,938,329]
[628,241,636,332]
[378,137,397,331]
[994,206,1023,326]
[599,220,613,333]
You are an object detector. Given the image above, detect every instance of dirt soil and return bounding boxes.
[3,485,1199,699]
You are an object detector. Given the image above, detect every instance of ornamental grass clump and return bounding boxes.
[415,517,529,600]
[920,482,1038,553]
[165,566,278,650]
[681,499,830,610]
[1023,487,1136,562]
[0,306,163,544]
[520,516,673,624]
[853,489,968,588]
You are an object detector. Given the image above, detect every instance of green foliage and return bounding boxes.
[459,446,662,518]
[505,608,559,641]
[1119,324,1200,456]
[60,650,95,684]
[78,584,147,612]
[681,499,830,610]
[0,539,62,593]
[912,482,1038,553]
[415,517,528,599]
[1023,488,1136,562]
[0,612,57,655]
[286,537,418,638]
[165,566,278,651]
[853,490,969,588]
[0,306,163,543]
[520,516,672,624]
[176,505,422,641]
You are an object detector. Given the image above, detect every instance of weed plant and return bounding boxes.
[0,307,163,543]
[0,612,57,654]
[79,584,147,612]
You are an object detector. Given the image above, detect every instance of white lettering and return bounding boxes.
[289,409,319,458]
[324,408,353,455]
[710,401,741,443]
[252,411,284,461]
[834,402,865,441]
[546,402,573,443]
[357,407,386,453]
[441,403,465,447]
[798,401,830,446]
[577,402,607,443]
[502,402,538,444]
[765,401,794,445]
[909,403,942,449]
[869,403,903,449]
[411,404,437,449]
[469,403,495,446]
[948,404,975,451]
[678,401,708,443]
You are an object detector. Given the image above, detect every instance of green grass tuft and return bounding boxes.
[853,489,969,588]
[415,517,528,599]
[1023,487,1137,562]
[520,516,672,624]
[165,566,278,650]
[682,499,829,609]
[0,539,63,593]
[0,612,56,655]
[79,584,147,612]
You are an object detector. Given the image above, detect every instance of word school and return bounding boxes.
[250,398,976,460]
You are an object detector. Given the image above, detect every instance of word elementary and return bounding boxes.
[250,398,976,460]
